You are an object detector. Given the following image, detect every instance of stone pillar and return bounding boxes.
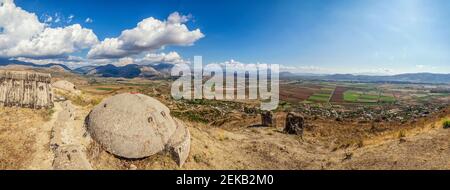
[284,112,305,135]
[261,111,274,127]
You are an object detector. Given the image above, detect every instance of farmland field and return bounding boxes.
[330,86,347,102]
[280,81,403,105]
[308,93,331,102]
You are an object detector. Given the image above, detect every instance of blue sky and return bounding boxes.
[4,0,450,74]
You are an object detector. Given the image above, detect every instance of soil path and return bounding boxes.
[26,103,62,170]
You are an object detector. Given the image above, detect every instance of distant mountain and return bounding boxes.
[0,58,72,71]
[2,58,448,84]
[74,63,175,79]
[282,72,450,84]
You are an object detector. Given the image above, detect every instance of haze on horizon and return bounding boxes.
[1,0,450,75]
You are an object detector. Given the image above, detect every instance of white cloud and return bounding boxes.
[85,17,93,23]
[90,51,189,67]
[138,51,187,64]
[67,14,74,23]
[43,14,53,23]
[54,13,61,23]
[12,55,86,68]
[279,65,327,73]
[115,57,134,66]
[167,12,191,24]
[87,12,204,59]
[415,64,437,71]
[0,0,98,58]
[15,50,189,68]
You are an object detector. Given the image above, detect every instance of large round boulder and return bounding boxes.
[86,93,178,159]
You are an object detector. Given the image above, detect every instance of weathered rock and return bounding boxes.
[0,70,53,108]
[261,111,274,127]
[52,80,80,94]
[284,112,305,135]
[87,93,179,159]
[52,145,93,170]
[166,119,191,167]
[51,100,92,170]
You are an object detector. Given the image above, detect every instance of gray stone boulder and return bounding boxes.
[86,93,191,167]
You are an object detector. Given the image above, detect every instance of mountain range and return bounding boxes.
[74,63,174,79]
[0,58,71,71]
[0,58,449,84]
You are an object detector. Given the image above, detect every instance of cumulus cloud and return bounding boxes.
[87,12,204,59]
[213,60,329,74]
[43,14,53,23]
[12,55,87,68]
[138,51,187,64]
[67,14,74,23]
[0,0,98,58]
[93,51,189,67]
[54,13,61,23]
[115,57,134,66]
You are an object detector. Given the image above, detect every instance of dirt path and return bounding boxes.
[50,101,92,170]
[26,103,62,170]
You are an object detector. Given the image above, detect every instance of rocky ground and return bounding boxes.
[1,98,449,169]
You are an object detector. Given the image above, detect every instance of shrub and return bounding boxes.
[443,119,450,129]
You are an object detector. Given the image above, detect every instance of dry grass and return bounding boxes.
[0,107,47,169]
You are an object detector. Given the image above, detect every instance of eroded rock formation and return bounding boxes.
[0,70,53,108]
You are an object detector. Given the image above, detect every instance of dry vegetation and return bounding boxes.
[1,67,450,170]
[0,107,50,169]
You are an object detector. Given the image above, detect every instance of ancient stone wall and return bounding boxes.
[0,70,53,108]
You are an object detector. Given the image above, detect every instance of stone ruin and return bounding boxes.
[86,93,191,167]
[0,70,53,109]
[284,112,305,136]
[261,111,275,127]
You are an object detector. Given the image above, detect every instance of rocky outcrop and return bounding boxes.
[0,70,53,108]
[52,80,80,95]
